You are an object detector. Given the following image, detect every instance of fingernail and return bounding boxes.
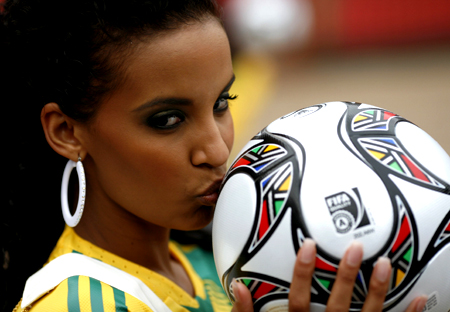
[374,257,391,283]
[231,278,240,302]
[346,241,363,267]
[299,238,316,264]
[416,295,428,312]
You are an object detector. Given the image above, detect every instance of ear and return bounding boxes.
[41,103,87,161]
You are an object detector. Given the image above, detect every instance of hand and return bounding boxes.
[231,239,428,312]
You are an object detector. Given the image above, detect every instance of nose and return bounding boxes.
[191,119,232,168]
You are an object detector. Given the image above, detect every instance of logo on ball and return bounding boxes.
[325,188,371,234]
[332,211,354,234]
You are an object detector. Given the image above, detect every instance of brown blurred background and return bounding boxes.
[217,0,450,161]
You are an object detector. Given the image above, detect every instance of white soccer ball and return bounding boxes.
[213,101,450,311]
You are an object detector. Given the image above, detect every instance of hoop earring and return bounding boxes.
[61,157,86,227]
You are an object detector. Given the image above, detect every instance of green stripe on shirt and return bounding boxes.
[113,287,128,312]
[90,278,105,312]
[67,276,81,312]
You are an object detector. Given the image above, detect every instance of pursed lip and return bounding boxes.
[197,179,224,206]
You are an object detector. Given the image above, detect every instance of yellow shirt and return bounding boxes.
[14,227,231,312]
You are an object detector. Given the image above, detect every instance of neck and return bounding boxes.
[70,166,195,296]
[74,205,195,296]
[75,203,172,274]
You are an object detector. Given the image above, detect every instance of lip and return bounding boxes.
[197,179,223,206]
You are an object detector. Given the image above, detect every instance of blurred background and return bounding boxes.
[216,0,450,161]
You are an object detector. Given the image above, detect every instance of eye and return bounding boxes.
[146,110,185,129]
[214,93,238,113]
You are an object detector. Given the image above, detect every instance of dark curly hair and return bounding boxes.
[0,1,221,310]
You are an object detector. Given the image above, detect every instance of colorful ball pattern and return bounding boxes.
[213,101,450,312]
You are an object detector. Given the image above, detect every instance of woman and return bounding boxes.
[0,0,427,311]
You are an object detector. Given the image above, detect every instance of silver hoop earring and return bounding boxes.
[61,157,86,227]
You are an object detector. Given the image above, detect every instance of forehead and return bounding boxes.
[115,19,232,103]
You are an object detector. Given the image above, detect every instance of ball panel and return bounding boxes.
[395,121,450,185]
[266,103,347,143]
[233,277,289,308]
[389,174,450,261]
[338,112,367,164]
[248,162,293,252]
[384,201,414,293]
[241,208,297,283]
[301,153,394,260]
[213,173,257,280]
[287,105,395,260]
[229,143,288,176]
[356,136,441,186]
[229,139,265,169]
[435,218,450,246]
[384,244,450,311]
[351,108,398,132]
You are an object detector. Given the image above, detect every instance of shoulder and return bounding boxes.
[17,275,153,312]
[17,253,164,312]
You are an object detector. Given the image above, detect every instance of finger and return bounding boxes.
[326,241,363,312]
[289,238,317,312]
[361,257,391,312]
[404,295,428,312]
[231,279,254,312]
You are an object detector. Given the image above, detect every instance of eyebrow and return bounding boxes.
[133,74,236,112]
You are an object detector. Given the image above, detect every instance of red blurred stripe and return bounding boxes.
[339,0,450,47]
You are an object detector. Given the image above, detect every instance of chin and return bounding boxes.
[176,205,215,231]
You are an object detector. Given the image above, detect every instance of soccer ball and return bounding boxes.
[212,101,450,312]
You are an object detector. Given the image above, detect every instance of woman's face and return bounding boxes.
[79,18,235,231]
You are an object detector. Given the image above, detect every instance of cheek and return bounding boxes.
[113,140,185,189]
[139,152,185,185]
[85,123,179,193]
[86,131,191,219]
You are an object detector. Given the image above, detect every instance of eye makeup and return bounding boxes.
[145,109,185,129]
[138,74,237,130]
[214,92,238,113]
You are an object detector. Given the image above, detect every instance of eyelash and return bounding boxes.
[146,93,238,130]
[146,110,185,130]
[214,93,238,113]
